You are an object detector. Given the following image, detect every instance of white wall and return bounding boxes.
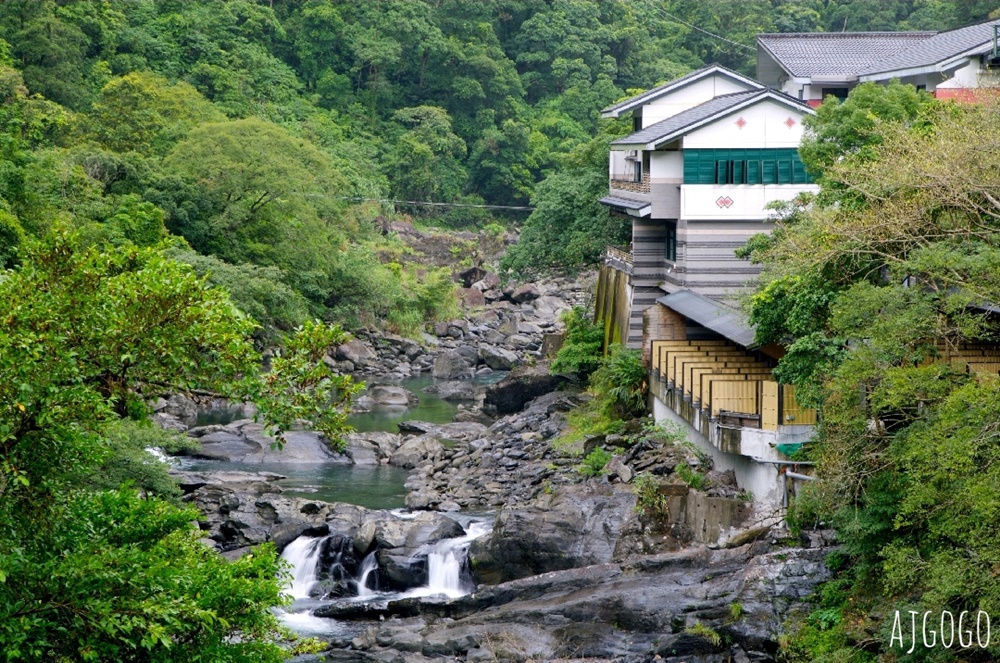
[652,396,785,511]
[681,184,818,220]
[683,99,809,149]
[649,150,683,182]
[936,58,991,89]
[641,74,757,126]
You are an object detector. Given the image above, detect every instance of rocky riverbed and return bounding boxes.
[153,272,833,663]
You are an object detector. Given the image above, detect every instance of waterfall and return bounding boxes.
[281,536,327,599]
[280,519,492,604]
[355,550,379,598]
[419,520,492,598]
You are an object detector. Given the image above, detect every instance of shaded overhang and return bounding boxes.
[599,195,651,218]
[657,290,757,348]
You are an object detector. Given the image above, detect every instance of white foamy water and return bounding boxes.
[405,519,492,599]
[280,536,326,600]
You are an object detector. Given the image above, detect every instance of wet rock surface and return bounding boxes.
[301,541,831,663]
[337,274,592,382]
[153,269,830,663]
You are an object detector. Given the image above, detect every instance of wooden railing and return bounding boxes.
[610,172,650,194]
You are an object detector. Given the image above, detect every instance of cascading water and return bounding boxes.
[411,520,492,598]
[281,536,327,599]
[355,550,379,598]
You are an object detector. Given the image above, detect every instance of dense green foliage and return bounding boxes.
[743,85,1000,660]
[0,0,989,296]
[551,306,605,376]
[0,234,358,659]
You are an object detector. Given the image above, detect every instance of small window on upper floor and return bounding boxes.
[664,221,677,262]
[821,87,849,101]
[633,114,642,132]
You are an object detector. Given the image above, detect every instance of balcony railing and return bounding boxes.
[605,245,633,274]
[609,172,650,194]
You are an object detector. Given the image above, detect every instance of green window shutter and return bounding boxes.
[716,160,728,184]
[733,160,745,184]
[777,160,792,183]
[746,160,760,183]
[792,158,809,183]
[762,160,776,184]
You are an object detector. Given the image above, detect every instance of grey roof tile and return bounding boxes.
[601,63,762,116]
[611,90,761,146]
[758,31,933,77]
[610,89,809,147]
[861,21,1000,75]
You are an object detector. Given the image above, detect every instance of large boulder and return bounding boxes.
[422,381,482,401]
[469,484,637,584]
[432,350,473,379]
[366,385,419,407]
[390,435,444,469]
[482,364,571,416]
[509,284,541,303]
[337,339,378,368]
[478,345,518,371]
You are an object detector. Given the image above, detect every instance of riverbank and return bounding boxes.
[155,271,833,662]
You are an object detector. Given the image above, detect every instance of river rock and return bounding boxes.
[432,350,473,379]
[509,284,540,303]
[366,384,419,407]
[344,431,401,464]
[390,435,444,469]
[478,345,518,370]
[337,339,377,368]
[469,483,638,584]
[422,381,480,401]
[482,365,571,416]
[457,288,486,307]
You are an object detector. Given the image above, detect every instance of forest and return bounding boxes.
[3,0,1000,660]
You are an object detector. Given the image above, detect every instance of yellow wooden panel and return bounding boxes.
[710,380,761,416]
[700,372,771,406]
[968,362,1000,376]
[761,381,779,431]
[671,350,747,385]
[684,358,765,396]
[781,384,818,426]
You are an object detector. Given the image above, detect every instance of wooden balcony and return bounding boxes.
[609,172,650,194]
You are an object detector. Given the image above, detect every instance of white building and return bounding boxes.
[595,65,819,511]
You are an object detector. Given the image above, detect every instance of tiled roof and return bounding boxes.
[610,89,809,148]
[601,63,763,117]
[611,91,761,146]
[758,32,933,77]
[861,21,1000,75]
[759,20,1000,80]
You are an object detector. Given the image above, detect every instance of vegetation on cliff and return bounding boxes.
[742,84,1000,661]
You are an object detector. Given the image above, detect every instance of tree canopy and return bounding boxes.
[743,86,1000,661]
[0,232,358,660]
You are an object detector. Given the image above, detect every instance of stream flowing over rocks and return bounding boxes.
[156,272,833,663]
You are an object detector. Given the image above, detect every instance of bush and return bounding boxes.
[590,344,647,418]
[676,463,708,490]
[551,306,604,376]
[577,447,613,477]
[633,472,669,519]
